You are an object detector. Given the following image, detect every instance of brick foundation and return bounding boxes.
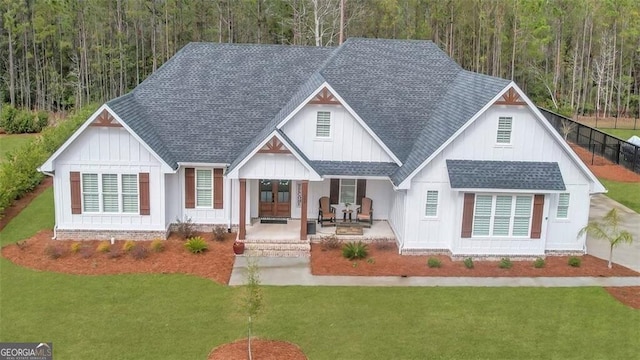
[56,229,168,241]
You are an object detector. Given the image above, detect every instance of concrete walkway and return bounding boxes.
[229,195,639,287]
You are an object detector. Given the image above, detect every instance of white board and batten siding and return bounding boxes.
[53,126,165,231]
[282,104,394,162]
[404,104,595,255]
[387,190,407,247]
[238,153,312,180]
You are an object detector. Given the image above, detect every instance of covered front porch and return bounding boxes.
[244,219,396,242]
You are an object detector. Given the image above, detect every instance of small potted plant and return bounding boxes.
[233,240,245,255]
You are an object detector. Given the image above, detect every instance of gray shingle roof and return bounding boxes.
[106,39,513,184]
[309,161,398,177]
[446,160,566,191]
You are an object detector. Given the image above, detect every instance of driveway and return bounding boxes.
[587,194,640,272]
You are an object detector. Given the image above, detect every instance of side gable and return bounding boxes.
[278,83,402,165]
[39,105,175,173]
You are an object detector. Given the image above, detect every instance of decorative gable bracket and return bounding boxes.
[494,87,527,106]
[257,136,291,154]
[308,87,341,105]
[90,109,122,127]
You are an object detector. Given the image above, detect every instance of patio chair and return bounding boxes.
[357,197,373,226]
[318,196,336,226]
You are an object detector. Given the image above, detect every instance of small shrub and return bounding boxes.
[373,240,395,251]
[499,258,513,269]
[44,244,66,259]
[130,245,149,260]
[427,257,442,268]
[79,246,94,259]
[533,257,546,268]
[150,239,165,253]
[342,241,368,260]
[107,249,123,259]
[366,257,375,264]
[70,242,82,254]
[16,240,28,250]
[320,235,342,250]
[122,240,135,252]
[97,241,111,253]
[568,256,582,267]
[463,257,474,269]
[213,225,227,242]
[175,217,196,239]
[185,236,208,254]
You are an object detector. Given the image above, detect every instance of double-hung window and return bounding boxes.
[557,193,570,219]
[496,117,512,144]
[196,169,213,207]
[472,194,533,237]
[316,111,331,138]
[81,173,138,213]
[339,179,356,204]
[425,190,439,217]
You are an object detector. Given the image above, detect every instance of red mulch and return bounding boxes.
[1,230,236,285]
[605,287,640,309]
[0,177,52,230]
[570,143,640,182]
[208,339,307,360]
[310,243,639,277]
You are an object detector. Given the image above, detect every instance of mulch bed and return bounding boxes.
[208,339,307,360]
[605,287,640,309]
[1,230,236,285]
[570,143,640,182]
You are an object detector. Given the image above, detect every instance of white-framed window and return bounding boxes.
[316,111,331,138]
[496,116,513,144]
[557,193,570,219]
[81,173,138,213]
[425,190,439,217]
[472,194,533,237]
[195,169,213,207]
[339,179,356,204]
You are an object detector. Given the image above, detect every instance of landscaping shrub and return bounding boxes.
[342,241,368,260]
[150,239,165,253]
[175,217,196,239]
[70,242,82,254]
[320,235,342,250]
[97,241,111,253]
[44,244,66,259]
[122,240,135,252]
[499,258,513,269]
[463,257,474,269]
[130,245,149,260]
[366,257,375,264]
[213,225,227,242]
[0,105,97,216]
[107,249,123,259]
[568,256,582,267]
[1,105,50,133]
[427,257,442,268]
[16,240,28,250]
[534,257,546,268]
[79,246,94,259]
[185,236,208,253]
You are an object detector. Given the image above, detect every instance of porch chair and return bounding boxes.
[356,197,373,227]
[318,196,336,227]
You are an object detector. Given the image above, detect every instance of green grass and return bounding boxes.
[600,179,640,213]
[1,191,640,359]
[598,128,640,140]
[0,133,37,162]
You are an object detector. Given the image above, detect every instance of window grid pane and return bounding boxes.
[339,179,356,204]
[196,170,213,207]
[102,174,119,212]
[497,117,512,143]
[492,196,512,236]
[513,196,532,236]
[122,174,138,213]
[473,195,493,236]
[82,174,99,212]
[557,193,569,218]
[316,111,331,137]
[425,191,438,217]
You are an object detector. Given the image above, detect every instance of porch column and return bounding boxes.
[300,180,308,240]
[239,178,246,240]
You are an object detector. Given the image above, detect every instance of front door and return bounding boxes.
[259,180,291,217]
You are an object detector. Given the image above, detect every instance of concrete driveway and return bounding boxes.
[587,194,640,272]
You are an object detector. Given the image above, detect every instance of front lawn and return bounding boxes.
[0,133,37,162]
[600,179,640,213]
[1,191,639,359]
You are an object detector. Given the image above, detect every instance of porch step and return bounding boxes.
[243,240,310,257]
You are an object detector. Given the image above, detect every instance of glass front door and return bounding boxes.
[258,180,291,217]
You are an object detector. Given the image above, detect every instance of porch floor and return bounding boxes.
[311,220,396,241]
[244,218,395,241]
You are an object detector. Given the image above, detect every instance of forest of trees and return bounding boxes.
[1,0,639,118]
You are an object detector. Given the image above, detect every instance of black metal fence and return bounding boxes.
[539,108,640,174]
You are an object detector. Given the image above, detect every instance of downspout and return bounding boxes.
[40,170,58,240]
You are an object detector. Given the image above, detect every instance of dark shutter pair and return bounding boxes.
[329,178,367,205]
[185,168,223,209]
[461,193,544,239]
[70,172,150,215]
